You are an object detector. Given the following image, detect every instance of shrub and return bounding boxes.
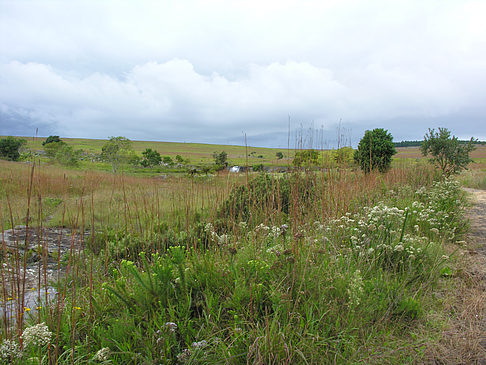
[354,128,396,173]
[421,127,477,176]
[0,136,26,161]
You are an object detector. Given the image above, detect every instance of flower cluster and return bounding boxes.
[21,322,52,347]
[347,270,364,307]
[93,347,110,362]
[0,339,22,363]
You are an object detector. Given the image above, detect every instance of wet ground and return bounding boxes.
[0,226,88,319]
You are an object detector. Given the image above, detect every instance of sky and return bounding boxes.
[0,0,485,148]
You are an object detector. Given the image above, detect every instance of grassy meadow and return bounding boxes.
[0,138,485,363]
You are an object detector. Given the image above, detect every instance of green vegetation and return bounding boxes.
[0,136,26,161]
[141,148,162,167]
[101,136,134,173]
[42,135,62,146]
[421,127,477,176]
[293,149,319,167]
[212,151,228,170]
[0,133,481,363]
[355,128,396,173]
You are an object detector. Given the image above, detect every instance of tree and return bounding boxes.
[100,136,133,173]
[333,146,354,165]
[0,136,26,161]
[354,128,396,173]
[42,135,62,146]
[141,148,162,167]
[213,151,228,170]
[276,151,284,160]
[421,128,477,176]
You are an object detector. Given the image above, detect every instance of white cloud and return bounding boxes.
[0,0,485,145]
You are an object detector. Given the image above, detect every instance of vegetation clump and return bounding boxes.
[354,128,396,173]
[0,136,26,161]
[421,127,477,176]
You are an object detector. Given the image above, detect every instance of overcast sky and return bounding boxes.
[0,0,485,147]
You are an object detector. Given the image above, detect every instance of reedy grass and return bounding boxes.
[0,158,468,364]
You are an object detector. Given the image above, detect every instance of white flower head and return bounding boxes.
[21,322,52,347]
[0,339,22,363]
[93,347,111,362]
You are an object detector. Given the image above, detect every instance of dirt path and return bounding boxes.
[463,188,486,364]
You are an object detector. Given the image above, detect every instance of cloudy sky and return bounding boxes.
[0,0,485,147]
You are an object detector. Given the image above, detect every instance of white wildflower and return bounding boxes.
[238,221,247,229]
[394,244,404,252]
[430,228,440,235]
[204,223,214,233]
[347,270,364,306]
[93,347,111,362]
[441,255,449,260]
[21,322,52,347]
[0,339,22,363]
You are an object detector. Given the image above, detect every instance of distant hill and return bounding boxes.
[394,140,486,147]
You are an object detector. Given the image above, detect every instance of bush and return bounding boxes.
[141,148,162,167]
[354,128,396,173]
[42,135,62,146]
[0,136,26,161]
[218,173,315,224]
[252,163,264,172]
[421,127,476,176]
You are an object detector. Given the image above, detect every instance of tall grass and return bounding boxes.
[0,158,467,364]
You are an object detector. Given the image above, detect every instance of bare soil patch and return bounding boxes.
[427,188,486,364]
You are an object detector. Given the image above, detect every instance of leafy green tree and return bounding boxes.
[0,136,26,161]
[42,135,62,146]
[354,128,396,173]
[421,128,477,176]
[276,151,284,160]
[100,136,133,173]
[213,151,228,170]
[141,148,162,167]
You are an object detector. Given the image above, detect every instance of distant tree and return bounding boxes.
[354,129,396,173]
[421,128,477,176]
[141,148,162,167]
[276,151,284,160]
[213,151,228,170]
[0,136,26,161]
[293,149,319,167]
[100,136,133,173]
[162,156,174,166]
[42,135,62,146]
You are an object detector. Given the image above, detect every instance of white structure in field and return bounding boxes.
[229,166,240,173]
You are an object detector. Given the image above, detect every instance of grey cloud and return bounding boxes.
[0,0,485,146]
